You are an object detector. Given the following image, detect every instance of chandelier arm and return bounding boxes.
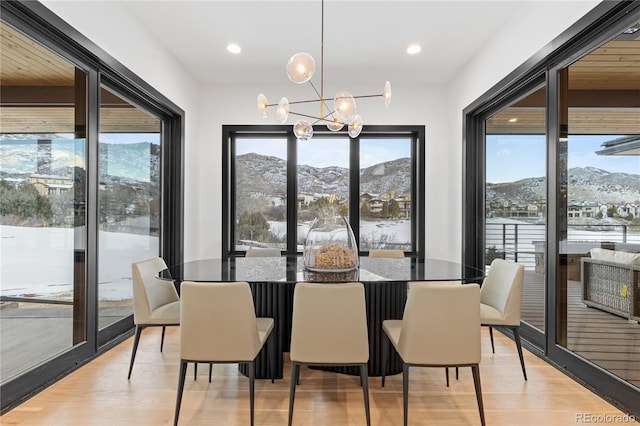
[308,81,323,100]
[351,94,385,100]
[266,98,326,107]
[288,111,347,127]
[322,111,337,120]
[288,111,324,121]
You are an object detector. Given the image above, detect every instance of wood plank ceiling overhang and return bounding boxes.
[0,23,158,134]
[487,28,640,135]
[1,18,639,135]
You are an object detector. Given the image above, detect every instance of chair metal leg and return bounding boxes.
[194,363,197,380]
[402,363,409,426]
[360,364,371,426]
[471,364,486,426]
[160,326,166,352]
[381,331,389,387]
[512,326,528,380]
[269,331,276,384]
[489,326,495,353]
[127,325,144,379]
[288,362,299,426]
[174,360,188,426]
[208,363,213,383]
[445,367,449,387]
[249,361,255,426]
[456,367,459,380]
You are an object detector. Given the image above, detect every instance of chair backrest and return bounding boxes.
[398,283,480,365]
[180,281,261,362]
[131,257,179,324]
[245,248,281,257]
[369,249,404,259]
[480,259,524,326]
[290,282,369,364]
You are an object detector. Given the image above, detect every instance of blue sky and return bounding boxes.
[486,134,639,183]
[235,137,411,168]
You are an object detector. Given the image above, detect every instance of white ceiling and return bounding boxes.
[122,0,527,88]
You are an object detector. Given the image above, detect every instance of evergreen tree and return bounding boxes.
[237,211,270,242]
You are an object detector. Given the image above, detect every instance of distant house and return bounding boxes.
[397,194,411,219]
[369,198,384,213]
[617,203,639,219]
[568,202,599,218]
[359,193,377,203]
[29,174,73,196]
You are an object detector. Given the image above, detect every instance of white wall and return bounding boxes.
[41,0,601,262]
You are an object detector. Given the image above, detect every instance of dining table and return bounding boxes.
[161,256,485,379]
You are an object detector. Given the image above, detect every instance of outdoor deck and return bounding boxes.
[521,271,640,389]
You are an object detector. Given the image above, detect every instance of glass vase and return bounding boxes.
[303,214,359,272]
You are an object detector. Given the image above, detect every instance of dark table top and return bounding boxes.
[162,256,485,284]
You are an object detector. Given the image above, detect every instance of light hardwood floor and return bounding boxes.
[1,327,633,426]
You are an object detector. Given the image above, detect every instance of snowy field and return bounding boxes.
[1,225,157,301]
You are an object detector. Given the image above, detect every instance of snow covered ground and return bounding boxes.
[1,225,157,301]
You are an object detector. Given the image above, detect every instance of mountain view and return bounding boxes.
[487,166,640,205]
[0,138,159,183]
[236,153,412,197]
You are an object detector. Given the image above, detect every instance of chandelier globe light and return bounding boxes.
[257,0,391,140]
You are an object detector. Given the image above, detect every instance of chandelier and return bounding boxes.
[256,0,391,140]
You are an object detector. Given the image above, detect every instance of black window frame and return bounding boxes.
[222,124,425,260]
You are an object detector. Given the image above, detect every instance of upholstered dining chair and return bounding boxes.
[368,249,404,258]
[174,281,274,426]
[129,257,180,379]
[480,258,527,380]
[381,283,485,426]
[288,282,371,426]
[245,247,281,257]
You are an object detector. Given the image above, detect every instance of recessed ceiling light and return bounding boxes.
[508,118,518,123]
[406,44,421,55]
[227,43,241,54]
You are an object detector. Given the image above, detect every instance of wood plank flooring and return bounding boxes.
[1,327,632,426]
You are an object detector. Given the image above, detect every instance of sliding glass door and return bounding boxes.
[485,84,547,334]
[97,86,162,331]
[555,25,640,389]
